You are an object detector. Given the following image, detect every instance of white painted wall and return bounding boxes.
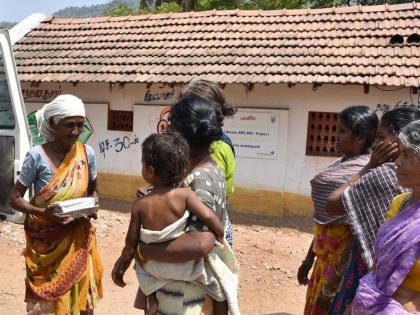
[20,81,416,198]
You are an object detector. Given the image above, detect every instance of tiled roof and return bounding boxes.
[13,3,420,86]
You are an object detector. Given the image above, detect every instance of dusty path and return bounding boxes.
[0,201,312,315]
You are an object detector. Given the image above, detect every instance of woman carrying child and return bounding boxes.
[112,96,239,315]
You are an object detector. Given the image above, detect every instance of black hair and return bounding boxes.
[338,105,379,152]
[141,132,190,185]
[179,79,237,126]
[381,107,420,137]
[169,96,222,149]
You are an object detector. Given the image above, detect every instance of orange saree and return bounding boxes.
[24,141,103,315]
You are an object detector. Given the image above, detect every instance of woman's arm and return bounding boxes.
[325,141,399,216]
[87,178,99,219]
[137,230,215,263]
[9,181,73,225]
[184,189,224,239]
[297,239,315,285]
[88,178,98,198]
[324,181,352,216]
[10,181,38,215]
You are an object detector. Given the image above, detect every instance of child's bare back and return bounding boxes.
[134,186,224,239]
[135,187,192,231]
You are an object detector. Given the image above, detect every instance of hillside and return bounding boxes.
[0,21,16,29]
[54,0,138,18]
[0,0,138,27]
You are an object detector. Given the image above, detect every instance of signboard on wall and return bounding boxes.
[223,109,283,159]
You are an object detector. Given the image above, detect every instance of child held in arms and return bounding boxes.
[112,132,238,315]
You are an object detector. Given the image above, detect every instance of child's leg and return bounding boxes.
[213,300,228,315]
[147,292,158,315]
[134,287,148,310]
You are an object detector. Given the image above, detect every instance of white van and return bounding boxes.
[0,29,31,223]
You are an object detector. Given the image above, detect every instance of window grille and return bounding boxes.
[306,111,340,157]
[108,110,133,131]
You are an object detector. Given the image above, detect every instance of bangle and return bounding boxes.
[322,285,336,298]
[137,243,146,262]
[335,266,344,279]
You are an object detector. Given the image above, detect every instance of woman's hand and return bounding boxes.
[315,274,342,311]
[111,255,132,287]
[216,235,225,245]
[88,209,98,220]
[40,204,74,225]
[367,141,399,169]
[297,260,313,285]
[315,287,334,311]
[136,186,153,198]
[137,231,215,263]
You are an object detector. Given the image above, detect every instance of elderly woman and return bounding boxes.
[351,119,420,314]
[9,95,103,315]
[299,106,378,315]
[325,107,420,314]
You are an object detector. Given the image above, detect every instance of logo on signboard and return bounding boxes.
[157,106,171,133]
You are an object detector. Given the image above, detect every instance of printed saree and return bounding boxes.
[304,224,352,315]
[304,155,368,315]
[352,194,420,314]
[24,141,103,315]
[328,242,368,315]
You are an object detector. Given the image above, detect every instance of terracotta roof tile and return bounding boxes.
[13,3,420,86]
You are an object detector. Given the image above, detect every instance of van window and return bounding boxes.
[0,47,16,129]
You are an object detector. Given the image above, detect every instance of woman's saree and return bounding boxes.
[352,194,420,314]
[24,141,103,315]
[304,224,352,315]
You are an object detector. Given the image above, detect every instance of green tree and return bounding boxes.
[103,2,135,16]
[155,1,184,13]
[240,0,305,10]
[104,0,415,16]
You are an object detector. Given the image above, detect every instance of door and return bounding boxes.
[0,29,31,221]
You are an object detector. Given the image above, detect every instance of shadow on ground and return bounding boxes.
[229,209,312,234]
[100,197,313,234]
[100,197,132,213]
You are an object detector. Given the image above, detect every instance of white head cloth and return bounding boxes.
[35,94,86,142]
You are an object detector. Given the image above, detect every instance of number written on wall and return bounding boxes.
[98,135,140,158]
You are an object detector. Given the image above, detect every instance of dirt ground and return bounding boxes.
[0,199,313,315]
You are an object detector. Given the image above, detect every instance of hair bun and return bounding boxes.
[195,119,210,136]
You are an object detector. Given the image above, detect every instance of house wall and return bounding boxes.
[20,81,416,216]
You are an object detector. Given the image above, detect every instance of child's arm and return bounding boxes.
[112,201,142,287]
[184,189,225,239]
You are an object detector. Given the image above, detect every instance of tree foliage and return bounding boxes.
[105,3,135,16]
[50,0,416,20]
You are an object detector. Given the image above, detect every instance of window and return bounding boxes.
[306,111,340,157]
[108,110,133,131]
[0,46,16,129]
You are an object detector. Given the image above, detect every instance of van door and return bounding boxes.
[0,29,31,221]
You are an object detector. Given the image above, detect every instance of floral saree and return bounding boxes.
[304,224,352,315]
[24,142,103,315]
